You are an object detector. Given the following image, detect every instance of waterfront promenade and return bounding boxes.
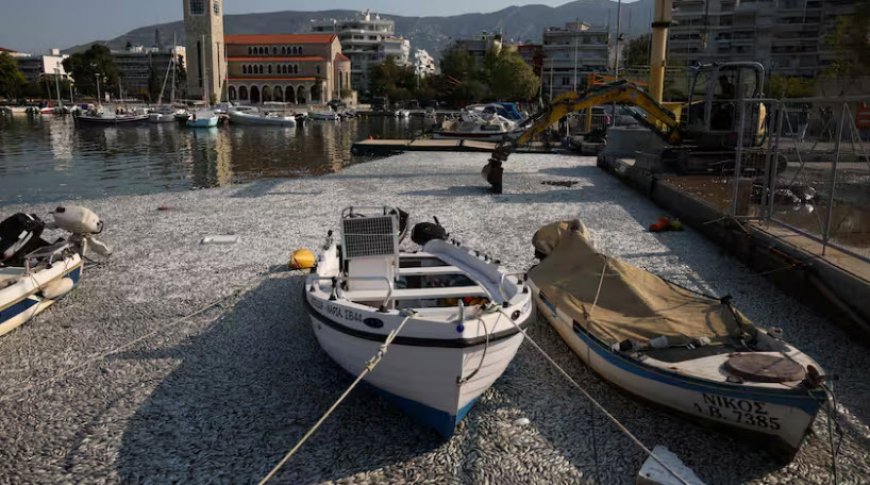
[0,153,866,483]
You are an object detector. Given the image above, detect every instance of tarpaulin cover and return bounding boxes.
[529,221,750,346]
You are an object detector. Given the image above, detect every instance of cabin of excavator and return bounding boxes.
[684,62,766,148]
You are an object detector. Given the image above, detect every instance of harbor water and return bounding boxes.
[0,114,436,205]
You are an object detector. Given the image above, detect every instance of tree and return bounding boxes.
[486,49,539,101]
[369,56,416,102]
[0,52,26,100]
[440,48,475,83]
[824,0,870,89]
[62,44,120,97]
[174,55,187,100]
[623,34,651,68]
[147,66,162,103]
[767,75,815,99]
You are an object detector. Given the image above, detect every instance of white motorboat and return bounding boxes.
[432,105,527,141]
[0,206,110,337]
[308,111,340,121]
[186,111,219,128]
[305,207,533,437]
[527,220,829,458]
[228,109,297,127]
[148,112,176,123]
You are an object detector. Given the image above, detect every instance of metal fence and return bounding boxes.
[730,96,870,263]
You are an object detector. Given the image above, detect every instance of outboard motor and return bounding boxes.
[52,206,112,257]
[0,213,48,265]
[411,216,448,246]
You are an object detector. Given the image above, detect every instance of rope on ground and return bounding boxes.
[492,306,694,485]
[0,279,256,404]
[258,310,417,485]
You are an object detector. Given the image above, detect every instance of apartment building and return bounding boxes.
[111,45,185,95]
[669,0,858,77]
[311,10,410,93]
[542,22,610,100]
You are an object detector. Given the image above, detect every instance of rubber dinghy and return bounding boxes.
[304,207,534,437]
[526,220,828,458]
[0,206,110,336]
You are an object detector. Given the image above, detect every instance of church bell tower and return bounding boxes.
[183,0,226,103]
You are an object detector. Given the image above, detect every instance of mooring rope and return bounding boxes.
[258,310,417,484]
[0,281,254,404]
[491,305,694,485]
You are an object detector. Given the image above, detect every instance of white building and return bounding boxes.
[311,10,410,93]
[541,22,610,100]
[15,48,69,83]
[414,49,438,78]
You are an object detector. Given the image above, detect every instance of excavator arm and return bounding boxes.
[483,81,682,193]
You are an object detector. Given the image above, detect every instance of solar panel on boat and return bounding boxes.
[341,216,397,259]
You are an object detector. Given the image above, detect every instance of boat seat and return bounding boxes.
[397,266,463,276]
[343,285,488,302]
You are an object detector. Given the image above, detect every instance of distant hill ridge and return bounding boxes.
[65,0,654,58]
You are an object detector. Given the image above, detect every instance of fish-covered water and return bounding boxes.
[0,114,434,205]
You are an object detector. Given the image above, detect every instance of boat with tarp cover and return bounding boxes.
[526,220,828,458]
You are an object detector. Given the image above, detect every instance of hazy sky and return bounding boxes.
[0,0,615,53]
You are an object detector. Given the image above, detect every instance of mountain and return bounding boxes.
[65,0,655,58]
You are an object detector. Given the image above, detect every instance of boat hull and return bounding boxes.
[186,117,219,128]
[304,289,529,437]
[530,285,825,456]
[76,114,149,125]
[0,255,82,336]
[228,111,296,126]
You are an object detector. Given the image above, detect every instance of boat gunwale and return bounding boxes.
[303,285,532,349]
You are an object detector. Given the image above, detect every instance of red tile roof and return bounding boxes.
[0,47,15,52]
[227,56,325,62]
[334,53,350,62]
[228,77,317,82]
[225,34,337,45]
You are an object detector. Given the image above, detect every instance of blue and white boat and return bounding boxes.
[0,207,109,336]
[527,220,828,458]
[304,207,533,437]
[186,111,219,128]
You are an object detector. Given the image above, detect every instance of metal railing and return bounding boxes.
[727,96,870,263]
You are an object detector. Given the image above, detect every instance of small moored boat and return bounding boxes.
[0,206,110,336]
[186,111,219,128]
[307,111,340,121]
[526,220,828,458]
[305,207,533,437]
[228,109,297,127]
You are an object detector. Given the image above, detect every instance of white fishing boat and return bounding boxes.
[526,220,828,458]
[304,207,533,437]
[0,206,110,337]
[186,111,219,128]
[308,111,340,121]
[76,111,150,125]
[228,109,297,127]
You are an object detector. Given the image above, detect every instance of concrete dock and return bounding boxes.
[0,153,867,483]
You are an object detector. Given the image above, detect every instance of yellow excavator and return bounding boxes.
[482,61,769,193]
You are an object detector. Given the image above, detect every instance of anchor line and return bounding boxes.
[258,310,417,484]
[0,276,262,404]
[490,305,694,485]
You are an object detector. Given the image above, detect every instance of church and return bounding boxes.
[182,0,351,105]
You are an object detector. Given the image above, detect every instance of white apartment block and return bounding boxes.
[311,10,411,93]
[542,22,610,100]
[414,49,438,78]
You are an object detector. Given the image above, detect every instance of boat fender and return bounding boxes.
[53,206,103,235]
[42,277,75,300]
[290,248,316,270]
